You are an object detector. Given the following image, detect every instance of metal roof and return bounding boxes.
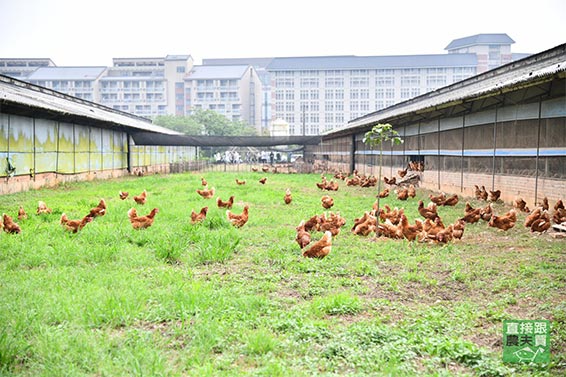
[266,54,477,71]
[0,74,179,135]
[26,66,107,81]
[445,33,515,50]
[203,57,274,69]
[186,65,250,80]
[329,44,566,138]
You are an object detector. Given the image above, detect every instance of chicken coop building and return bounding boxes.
[312,43,566,207]
[0,75,197,195]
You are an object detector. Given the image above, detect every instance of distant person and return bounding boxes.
[269,151,274,165]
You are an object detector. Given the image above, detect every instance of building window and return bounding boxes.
[310,90,319,100]
[176,66,185,73]
[285,90,294,100]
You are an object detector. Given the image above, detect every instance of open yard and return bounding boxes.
[0,171,564,376]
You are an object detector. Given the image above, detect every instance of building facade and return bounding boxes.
[0,34,524,134]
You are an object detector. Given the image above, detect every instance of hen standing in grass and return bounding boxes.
[133,190,147,205]
[284,188,292,205]
[18,205,27,220]
[37,201,52,215]
[191,207,208,224]
[302,231,332,258]
[2,213,21,234]
[227,205,249,228]
[60,213,93,233]
[88,199,107,218]
[128,208,159,229]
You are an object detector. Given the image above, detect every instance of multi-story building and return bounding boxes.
[26,66,106,102]
[184,64,262,126]
[99,55,193,117]
[0,58,55,79]
[0,33,527,135]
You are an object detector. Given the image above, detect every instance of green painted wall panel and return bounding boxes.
[57,152,75,173]
[34,119,58,152]
[35,152,57,173]
[8,115,34,152]
[76,127,90,152]
[58,123,75,153]
[75,152,90,173]
[0,114,8,151]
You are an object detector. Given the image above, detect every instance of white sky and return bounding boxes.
[0,0,564,66]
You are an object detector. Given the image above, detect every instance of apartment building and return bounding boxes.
[98,55,193,117]
[184,64,262,126]
[0,33,526,135]
[0,58,55,79]
[26,66,106,102]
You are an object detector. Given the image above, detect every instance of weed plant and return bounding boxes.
[0,171,564,376]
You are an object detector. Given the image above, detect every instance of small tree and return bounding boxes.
[362,123,403,211]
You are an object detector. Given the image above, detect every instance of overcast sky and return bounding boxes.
[0,0,564,66]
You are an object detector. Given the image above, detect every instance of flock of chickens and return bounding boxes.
[1,164,564,262]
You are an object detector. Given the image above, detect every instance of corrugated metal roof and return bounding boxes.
[334,44,566,136]
[27,66,107,81]
[445,33,515,50]
[267,54,477,71]
[186,65,250,80]
[0,75,179,135]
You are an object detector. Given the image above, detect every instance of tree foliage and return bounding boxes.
[153,109,257,136]
[363,123,403,210]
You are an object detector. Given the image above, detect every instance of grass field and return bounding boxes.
[0,171,564,376]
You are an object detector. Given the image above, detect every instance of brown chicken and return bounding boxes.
[513,197,528,212]
[396,187,409,201]
[539,197,549,211]
[524,207,543,228]
[119,191,129,200]
[552,208,566,224]
[304,214,321,232]
[318,211,346,236]
[429,193,446,205]
[190,206,208,224]
[37,200,52,215]
[352,211,377,236]
[399,214,423,241]
[201,177,208,186]
[530,211,551,233]
[554,199,564,211]
[128,207,159,229]
[474,185,483,200]
[217,196,234,209]
[88,199,106,218]
[398,167,408,178]
[17,205,27,220]
[441,194,459,206]
[418,200,438,220]
[434,225,454,244]
[60,213,93,233]
[262,166,269,173]
[480,203,493,222]
[379,205,404,225]
[235,179,246,185]
[2,213,21,234]
[452,219,466,240]
[133,190,147,205]
[407,184,416,198]
[295,220,311,249]
[479,186,488,201]
[488,190,501,202]
[377,220,403,239]
[423,217,445,238]
[325,180,339,191]
[196,187,215,199]
[259,177,267,185]
[384,176,396,185]
[461,202,481,224]
[227,205,249,228]
[302,231,332,259]
[321,195,334,209]
[377,188,390,198]
[488,209,517,231]
[251,167,258,172]
[284,189,292,205]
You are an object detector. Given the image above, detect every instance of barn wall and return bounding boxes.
[0,112,196,195]
[316,96,566,206]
